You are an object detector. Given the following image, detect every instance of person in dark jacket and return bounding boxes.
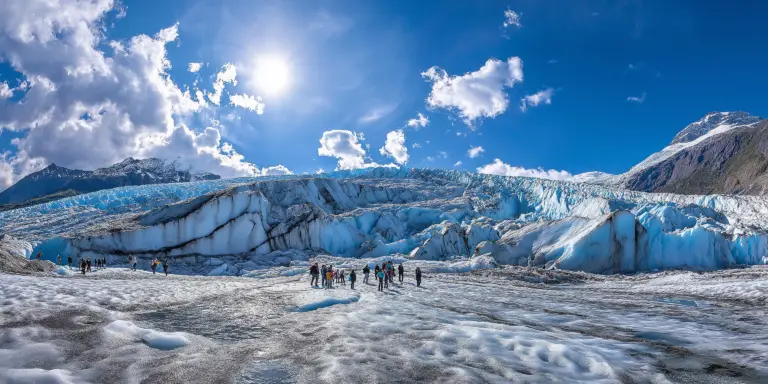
[80,259,86,275]
[415,267,422,287]
[349,270,356,290]
[162,260,168,276]
[321,265,327,287]
[362,265,370,284]
[67,255,73,269]
[86,258,92,273]
[309,263,320,287]
[398,264,404,282]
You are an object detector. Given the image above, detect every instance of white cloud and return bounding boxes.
[477,159,574,180]
[625,63,643,73]
[188,62,202,73]
[229,93,265,114]
[316,168,325,174]
[318,130,395,170]
[627,92,646,103]
[358,105,397,124]
[422,57,523,126]
[412,143,422,149]
[547,59,559,64]
[0,0,281,189]
[520,88,554,112]
[379,130,409,164]
[454,161,462,167]
[0,82,12,99]
[438,151,448,159]
[207,63,237,105]
[503,9,522,28]
[467,146,485,158]
[406,112,429,129]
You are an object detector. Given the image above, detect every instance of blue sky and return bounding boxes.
[0,0,767,187]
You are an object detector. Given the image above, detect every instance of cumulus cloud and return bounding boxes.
[0,0,284,189]
[229,93,265,114]
[406,112,429,129]
[379,130,409,164]
[627,92,646,103]
[503,9,522,28]
[0,82,12,99]
[454,161,462,167]
[422,57,523,126]
[412,143,422,149]
[520,88,554,112]
[477,159,574,180]
[467,146,485,158]
[318,130,395,170]
[188,62,203,73]
[208,63,237,105]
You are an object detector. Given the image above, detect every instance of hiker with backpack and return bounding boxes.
[309,263,320,287]
[362,265,370,284]
[415,267,422,287]
[398,263,404,283]
[377,269,385,291]
[350,270,357,290]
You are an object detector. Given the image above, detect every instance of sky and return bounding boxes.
[0,0,767,189]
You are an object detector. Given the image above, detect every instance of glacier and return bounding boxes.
[2,168,768,274]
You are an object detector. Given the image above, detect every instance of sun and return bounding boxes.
[255,56,290,96]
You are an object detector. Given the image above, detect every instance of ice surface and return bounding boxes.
[293,296,361,312]
[104,320,190,350]
[2,168,768,274]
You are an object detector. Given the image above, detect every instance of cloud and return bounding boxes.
[467,146,485,158]
[422,57,523,126]
[454,161,462,167]
[0,82,13,99]
[520,88,554,112]
[625,63,643,73]
[412,143,422,149]
[207,63,237,105]
[229,93,265,114]
[503,9,522,28]
[318,130,395,170]
[358,105,397,124]
[379,130,409,164]
[406,112,429,129]
[477,159,574,180]
[547,59,559,64]
[188,62,203,73]
[627,92,646,103]
[0,0,282,188]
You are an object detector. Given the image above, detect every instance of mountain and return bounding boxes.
[594,112,766,195]
[0,158,220,205]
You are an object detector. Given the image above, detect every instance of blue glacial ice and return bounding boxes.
[1,168,767,274]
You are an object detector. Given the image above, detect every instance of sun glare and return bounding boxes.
[255,56,290,95]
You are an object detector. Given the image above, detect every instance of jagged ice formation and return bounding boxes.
[1,168,767,274]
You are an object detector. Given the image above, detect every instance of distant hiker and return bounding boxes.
[321,265,328,287]
[151,260,157,275]
[362,265,370,284]
[375,264,381,282]
[415,267,422,287]
[80,259,86,275]
[398,263,404,283]
[86,258,92,273]
[325,269,334,289]
[132,259,137,271]
[309,263,320,287]
[36,252,42,260]
[103,258,107,267]
[162,260,168,276]
[377,270,385,291]
[350,270,356,289]
[57,255,61,266]
[340,270,346,286]
[67,255,72,269]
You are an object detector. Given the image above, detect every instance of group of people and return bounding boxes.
[150,259,169,276]
[309,261,422,291]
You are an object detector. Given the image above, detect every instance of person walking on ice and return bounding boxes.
[362,265,370,284]
[309,263,320,287]
[67,255,72,270]
[350,269,356,290]
[377,269,385,291]
[415,267,422,287]
[162,259,168,276]
[321,265,327,287]
[398,263,404,283]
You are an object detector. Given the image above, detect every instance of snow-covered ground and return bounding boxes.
[1,262,767,383]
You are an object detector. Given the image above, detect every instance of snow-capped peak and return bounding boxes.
[669,111,761,145]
